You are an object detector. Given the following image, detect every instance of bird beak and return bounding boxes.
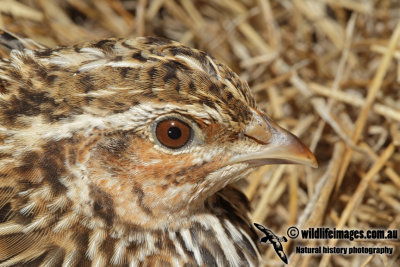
[228,108,318,168]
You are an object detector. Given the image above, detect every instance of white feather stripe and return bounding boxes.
[9,50,25,69]
[52,213,79,233]
[30,185,53,201]
[0,73,13,81]
[128,256,139,267]
[87,228,107,260]
[104,61,142,68]
[175,55,204,72]
[78,59,108,72]
[111,239,129,265]
[79,47,106,58]
[0,246,48,267]
[47,195,69,212]
[204,216,241,267]
[17,102,217,142]
[19,201,37,215]
[23,215,51,233]
[62,249,80,267]
[224,219,243,242]
[39,247,64,267]
[180,228,203,266]
[0,221,24,235]
[46,55,83,67]
[239,227,263,264]
[91,253,107,267]
[168,232,188,263]
[206,55,221,78]
[76,89,117,97]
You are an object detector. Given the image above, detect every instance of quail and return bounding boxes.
[0,30,317,267]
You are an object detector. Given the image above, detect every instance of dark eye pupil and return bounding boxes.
[168,127,182,139]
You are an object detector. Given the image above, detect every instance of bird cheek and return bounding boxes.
[88,137,231,222]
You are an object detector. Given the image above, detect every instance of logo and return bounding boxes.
[254,224,397,263]
[254,223,288,264]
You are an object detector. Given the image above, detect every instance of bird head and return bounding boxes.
[0,36,316,232]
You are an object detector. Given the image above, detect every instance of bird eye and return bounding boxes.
[155,119,192,149]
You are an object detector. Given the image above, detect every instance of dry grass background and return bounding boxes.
[1,0,399,266]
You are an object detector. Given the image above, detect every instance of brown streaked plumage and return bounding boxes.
[0,30,317,267]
